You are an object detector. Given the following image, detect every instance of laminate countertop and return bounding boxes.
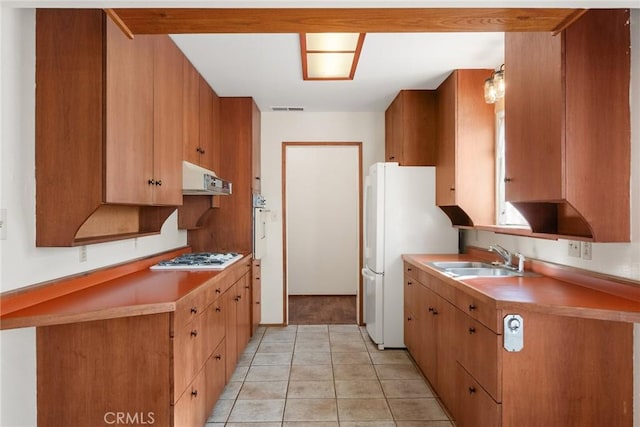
[403,253,640,323]
[0,252,252,330]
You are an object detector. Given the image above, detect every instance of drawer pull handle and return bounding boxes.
[245,285,250,289]
[215,354,222,360]
[256,277,260,280]
[215,288,222,294]
[468,327,476,334]
[468,304,477,311]
[407,316,413,321]
[215,306,221,312]
[408,281,413,285]
[190,307,198,314]
[234,296,241,302]
[432,309,439,316]
[256,301,261,305]
[190,330,198,337]
[468,386,476,394]
[407,267,412,272]
[428,307,434,312]
[191,389,198,397]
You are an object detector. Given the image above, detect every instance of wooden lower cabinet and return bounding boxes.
[403,262,634,426]
[252,259,262,334]
[36,261,252,426]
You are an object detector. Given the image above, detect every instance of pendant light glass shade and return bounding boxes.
[484,64,505,104]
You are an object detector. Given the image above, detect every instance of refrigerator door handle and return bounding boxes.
[362,267,376,280]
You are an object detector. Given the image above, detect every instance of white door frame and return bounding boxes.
[282,142,363,325]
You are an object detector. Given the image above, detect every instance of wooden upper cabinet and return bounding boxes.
[183,57,201,166]
[385,90,437,166]
[104,20,155,205]
[436,70,495,227]
[199,77,222,173]
[183,60,221,172]
[152,36,184,206]
[504,9,630,241]
[35,10,180,246]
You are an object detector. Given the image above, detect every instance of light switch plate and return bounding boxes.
[582,242,592,260]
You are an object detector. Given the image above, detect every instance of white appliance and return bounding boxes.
[182,161,232,195]
[253,194,269,260]
[362,163,458,349]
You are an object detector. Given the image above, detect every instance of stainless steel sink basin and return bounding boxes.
[425,261,534,278]
[444,267,521,277]
[430,261,495,269]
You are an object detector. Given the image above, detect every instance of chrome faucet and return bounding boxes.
[489,244,514,269]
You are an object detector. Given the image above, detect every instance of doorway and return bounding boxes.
[282,142,363,325]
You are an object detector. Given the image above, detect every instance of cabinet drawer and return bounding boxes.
[404,262,419,280]
[456,310,502,401]
[174,314,207,400]
[455,289,501,333]
[203,300,226,358]
[455,363,501,427]
[205,340,226,416]
[173,364,207,427]
[174,289,206,332]
[205,280,227,305]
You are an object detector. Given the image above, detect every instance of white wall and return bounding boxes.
[286,145,360,295]
[260,112,384,323]
[0,8,188,426]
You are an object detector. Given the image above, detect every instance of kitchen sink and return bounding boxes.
[425,261,534,278]
[430,261,495,269]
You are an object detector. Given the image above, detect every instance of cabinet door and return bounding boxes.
[455,363,501,427]
[224,284,238,383]
[436,72,456,206]
[252,260,262,335]
[237,274,252,353]
[183,57,201,165]
[504,31,564,202]
[104,19,154,205]
[205,341,227,417]
[385,95,402,162]
[173,367,207,427]
[251,100,261,193]
[153,36,183,206]
[416,285,437,383]
[435,296,458,415]
[198,76,215,170]
[403,276,419,357]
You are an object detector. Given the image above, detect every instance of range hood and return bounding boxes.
[182,161,232,196]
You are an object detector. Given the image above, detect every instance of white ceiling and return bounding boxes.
[9,0,636,112]
[171,32,505,112]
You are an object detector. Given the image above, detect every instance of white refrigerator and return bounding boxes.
[362,162,458,349]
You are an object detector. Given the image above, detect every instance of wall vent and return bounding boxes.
[271,106,305,112]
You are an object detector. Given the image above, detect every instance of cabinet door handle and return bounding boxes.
[432,310,439,315]
[468,327,476,334]
[256,277,260,280]
[245,285,250,289]
[407,316,413,321]
[407,267,412,272]
[468,386,476,394]
[428,307,434,312]
[190,330,198,337]
[450,187,455,191]
[504,177,513,183]
[215,306,221,312]
[215,354,222,360]
[256,301,260,305]
[255,176,261,180]
[191,389,198,397]
[468,304,477,311]
[148,179,155,185]
[190,307,198,314]
[234,296,241,302]
[215,288,221,294]
[389,156,395,160]
[407,281,413,285]
[155,180,162,186]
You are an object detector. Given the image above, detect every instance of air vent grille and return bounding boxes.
[271,106,305,112]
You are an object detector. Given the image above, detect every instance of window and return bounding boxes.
[495,110,528,227]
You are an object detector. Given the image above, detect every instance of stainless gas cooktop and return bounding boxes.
[150,252,243,271]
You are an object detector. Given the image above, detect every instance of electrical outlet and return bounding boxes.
[582,242,592,260]
[79,246,87,263]
[568,240,581,257]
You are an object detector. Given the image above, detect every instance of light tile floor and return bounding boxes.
[206,324,454,426]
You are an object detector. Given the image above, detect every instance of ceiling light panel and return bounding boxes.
[300,32,365,81]
[306,33,360,52]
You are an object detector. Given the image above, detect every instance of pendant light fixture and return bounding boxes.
[484,64,505,104]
